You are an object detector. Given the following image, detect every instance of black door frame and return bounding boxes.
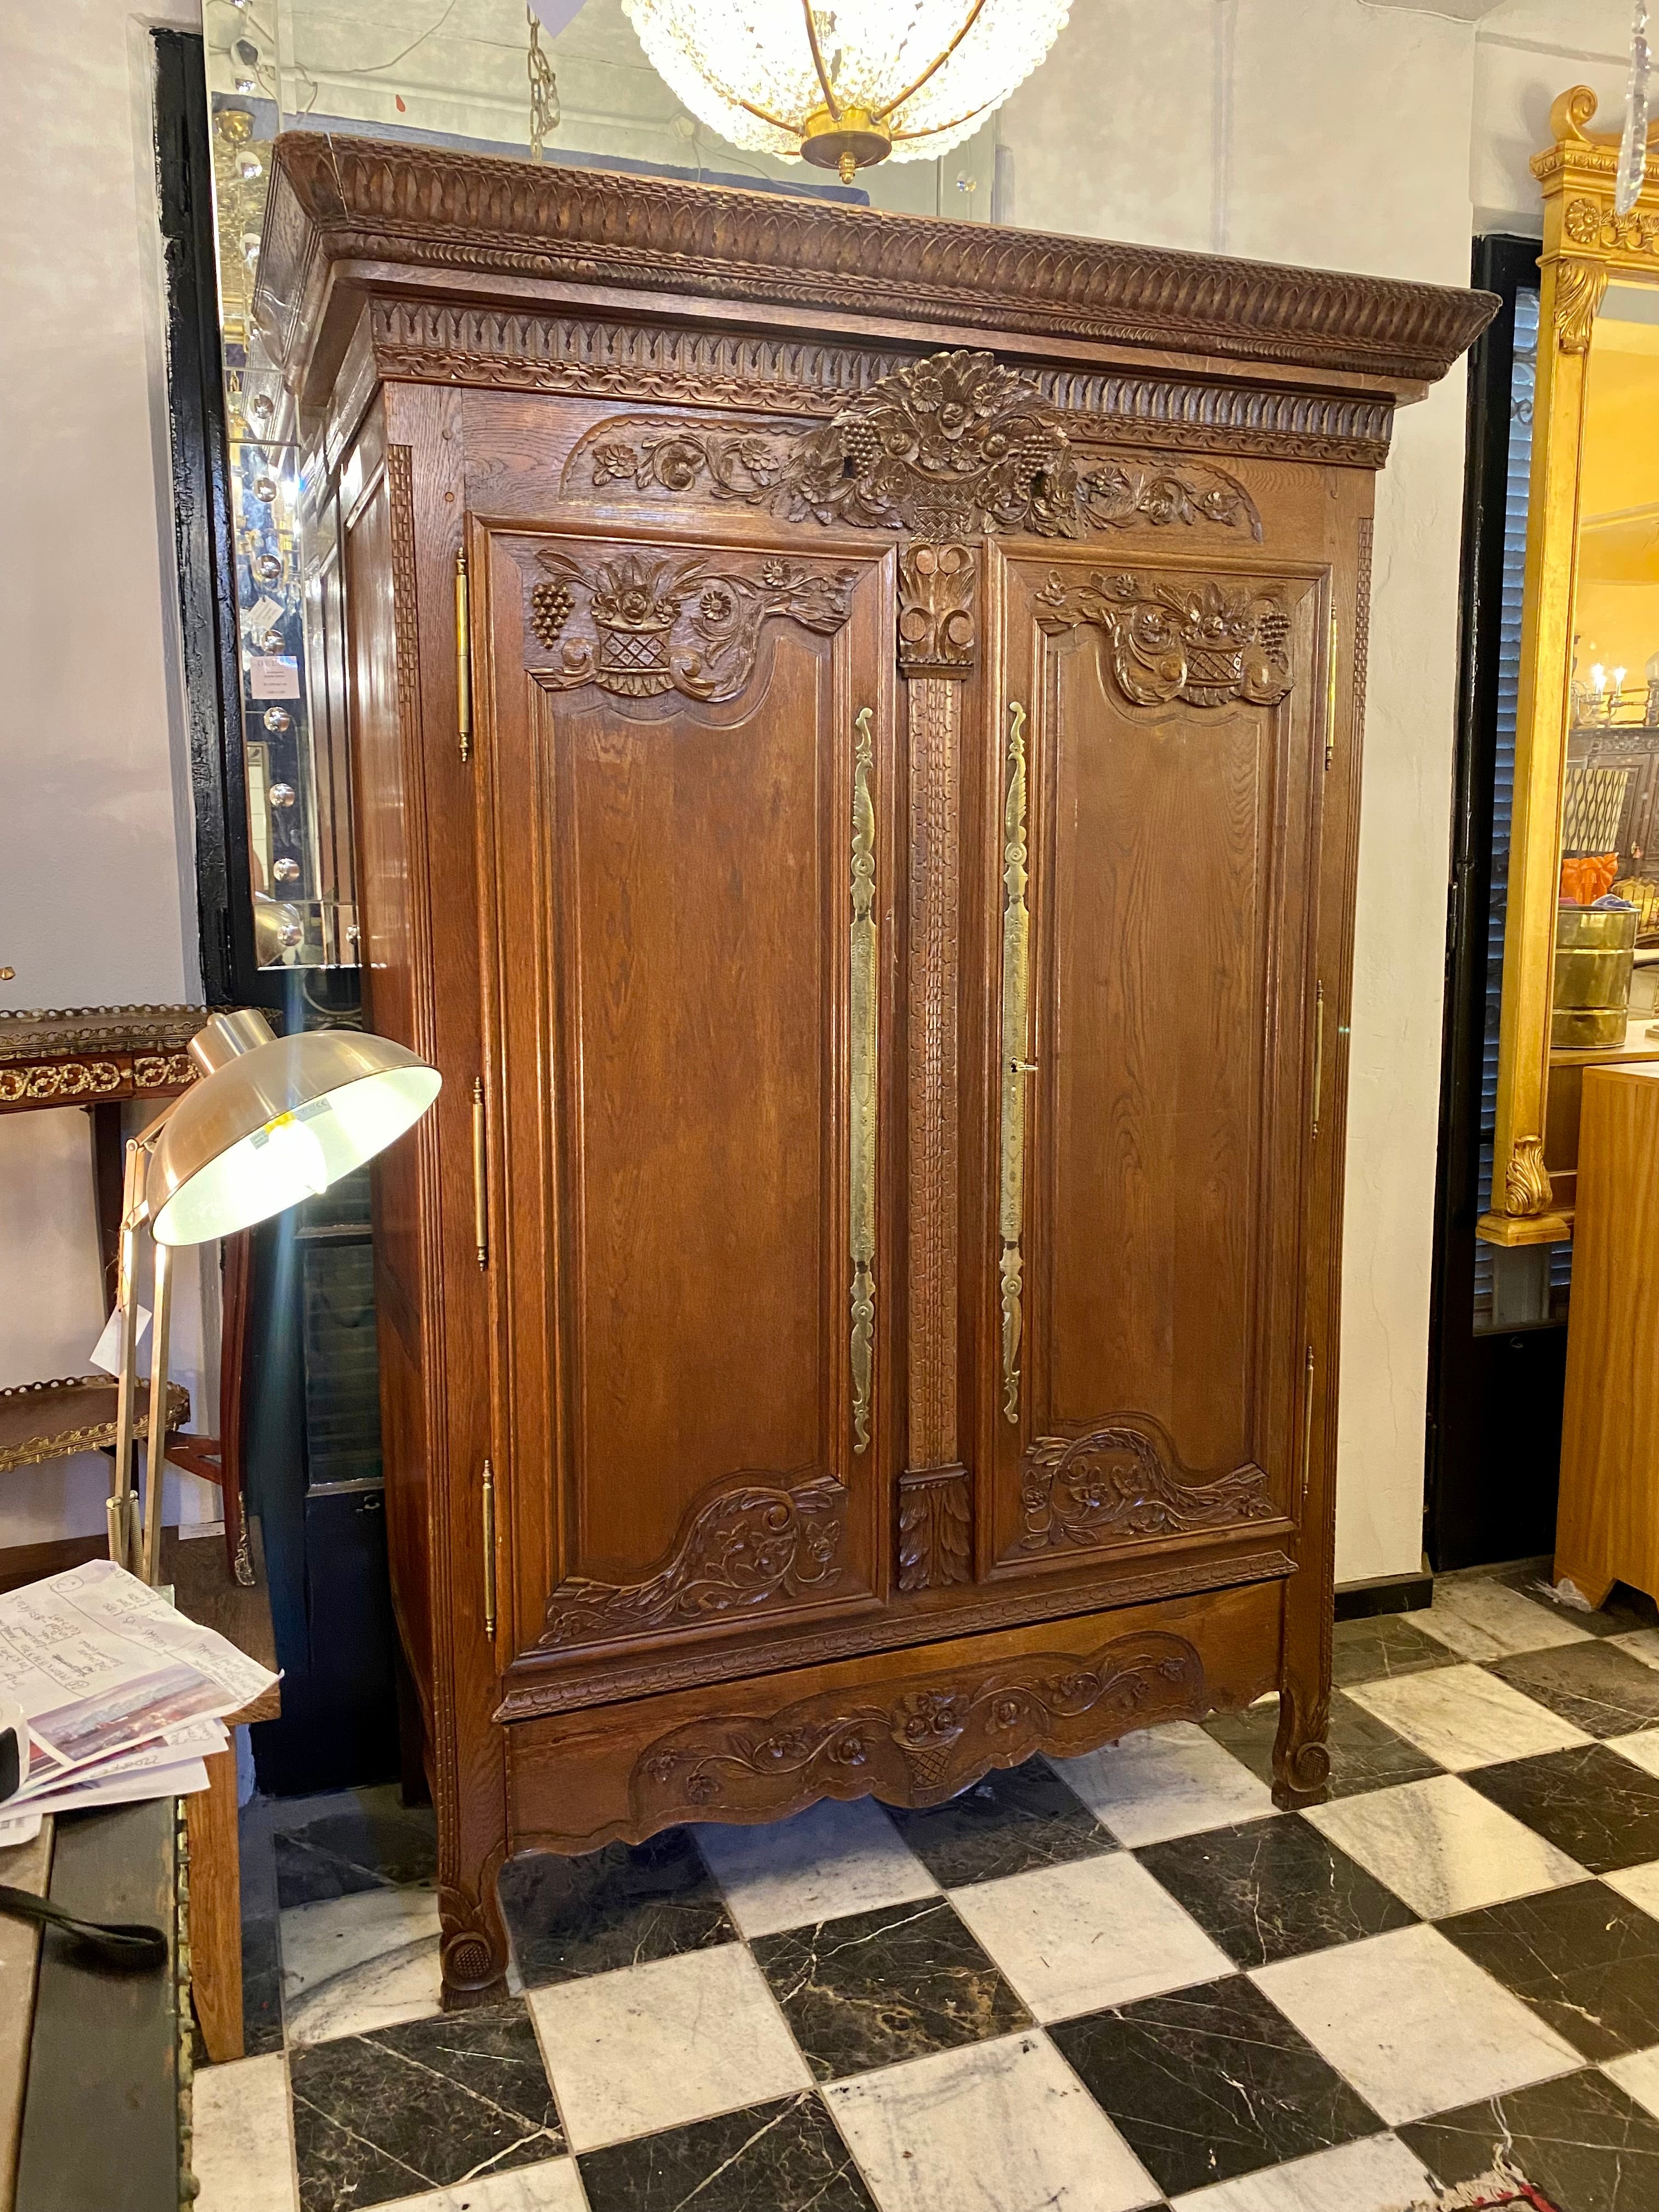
[1426,234,1566,1574]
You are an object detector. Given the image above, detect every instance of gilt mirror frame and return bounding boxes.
[1481,85,1659,1248]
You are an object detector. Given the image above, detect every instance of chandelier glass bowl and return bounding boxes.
[620,1,1071,180]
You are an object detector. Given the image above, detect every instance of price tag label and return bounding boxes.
[249,656,301,701]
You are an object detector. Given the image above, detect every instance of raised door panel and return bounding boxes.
[477,524,897,1671]
[984,550,1322,1578]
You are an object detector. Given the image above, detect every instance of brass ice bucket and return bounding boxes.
[1552,903,1638,1049]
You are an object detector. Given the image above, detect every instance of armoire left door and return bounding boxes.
[472,518,900,1683]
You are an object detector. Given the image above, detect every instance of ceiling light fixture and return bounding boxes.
[620,0,1069,183]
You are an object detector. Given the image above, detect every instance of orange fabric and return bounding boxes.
[1561,853,1618,905]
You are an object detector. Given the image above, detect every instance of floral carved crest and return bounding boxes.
[1035,571,1296,709]
[563,351,1262,542]
[526,549,856,702]
[1019,1426,1274,1554]
[539,1474,844,1649]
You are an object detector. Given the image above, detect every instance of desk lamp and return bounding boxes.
[109,1008,440,1585]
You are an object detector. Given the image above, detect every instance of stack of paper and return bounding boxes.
[0,1559,280,1848]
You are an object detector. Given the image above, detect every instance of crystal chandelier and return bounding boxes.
[620,1,1071,183]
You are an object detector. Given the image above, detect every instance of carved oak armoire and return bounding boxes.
[256,136,1491,2005]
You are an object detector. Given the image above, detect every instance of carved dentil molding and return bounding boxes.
[1035,571,1296,710]
[368,301,1397,467]
[539,1473,845,1649]
[523,548,856,701]
[1018,1426,1275,1554]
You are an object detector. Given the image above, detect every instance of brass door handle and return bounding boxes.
[848,706,877,1456]
[998,701,1030,1426]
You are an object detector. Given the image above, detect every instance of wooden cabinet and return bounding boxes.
[257,135,1490,2005]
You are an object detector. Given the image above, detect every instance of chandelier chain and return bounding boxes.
[528,7,559,165]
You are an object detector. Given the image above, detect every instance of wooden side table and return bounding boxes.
[162,1526,281,2063]
[1556,1061,1659,1610]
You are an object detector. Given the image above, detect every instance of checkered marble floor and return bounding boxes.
[191,1564,1659,2212]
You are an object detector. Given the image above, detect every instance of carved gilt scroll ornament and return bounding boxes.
[528,550,855,700]
[1554,258,1611,354]
[1563,196,1659,257]
[565,352,1262,542]
[539,1474,844,1647]
[1035,572,1296,709]
[629,1627,1205,1819]
[1020,1426,1274,1553]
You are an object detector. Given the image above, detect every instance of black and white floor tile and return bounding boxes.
[190,1564,1659,2212]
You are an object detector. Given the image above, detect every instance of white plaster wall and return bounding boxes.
[1475,0,1630,232]
[1002,0,1475,1584]
[0,0,215,1543]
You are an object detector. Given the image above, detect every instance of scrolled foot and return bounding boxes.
[439,1876,509,2011]
[1271,1687,1330,1811]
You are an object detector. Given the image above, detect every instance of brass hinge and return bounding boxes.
[1312,981,1325,1138]
[1301,1344,1316,1509]
[456,548,473,764]
[1324,606,1338,772]
[481,1457,496,1639]
[472,1076,488,1269]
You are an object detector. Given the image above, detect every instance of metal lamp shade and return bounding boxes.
[147,1012,441,1246]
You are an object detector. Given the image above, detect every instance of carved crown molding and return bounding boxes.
[1017,1425,1276,1555]
[367,301,1397,467]
[522,548,857,702]
[538,1472,845,1649]
[1035,570,1296,709]
[261,136,1493,398]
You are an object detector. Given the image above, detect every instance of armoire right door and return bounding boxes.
[983,545,1327,1585]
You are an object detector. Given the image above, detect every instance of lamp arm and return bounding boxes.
[108,1138,148,1573]
[107,1098,179,1581]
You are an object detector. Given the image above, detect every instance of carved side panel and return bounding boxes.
[898,544,974,1592]
[629,1627,1205,1824]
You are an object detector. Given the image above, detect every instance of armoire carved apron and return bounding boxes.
[255,135,1492,2005]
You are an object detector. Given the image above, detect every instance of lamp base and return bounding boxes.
[802,105,891,182]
